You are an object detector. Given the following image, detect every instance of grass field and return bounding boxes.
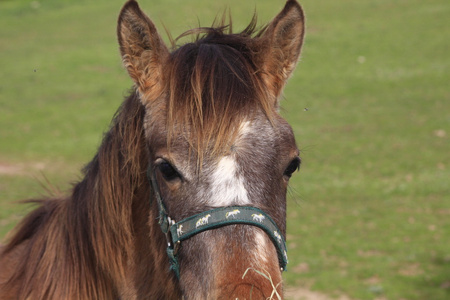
[1,0,449,299]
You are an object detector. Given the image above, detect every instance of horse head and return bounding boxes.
[118,0,305,298]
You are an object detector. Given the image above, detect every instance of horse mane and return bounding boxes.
[165,16,275,161]
[1,91,149,299]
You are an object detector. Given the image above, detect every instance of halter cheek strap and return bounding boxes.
[148,168,288,279]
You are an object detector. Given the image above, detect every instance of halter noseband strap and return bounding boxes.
[148,167,288,278]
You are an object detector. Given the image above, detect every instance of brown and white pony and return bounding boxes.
[0,0,305,298]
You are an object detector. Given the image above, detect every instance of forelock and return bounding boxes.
[163,22,275,164]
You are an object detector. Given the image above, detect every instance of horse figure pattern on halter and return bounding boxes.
[195,214,212,228]
[225,209,241,219]
[252,213,266,222]
[0,0,305,299]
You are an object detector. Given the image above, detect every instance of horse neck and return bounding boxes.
[68,91,151,292]
[1,91,180,299]
[71,91,179,298]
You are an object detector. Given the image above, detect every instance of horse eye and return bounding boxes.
[157,161,180,181]
[284,157,301,179]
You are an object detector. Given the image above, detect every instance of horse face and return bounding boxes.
[118,0,304,298]
[149,115,299,298]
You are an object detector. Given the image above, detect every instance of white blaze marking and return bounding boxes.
[238,120,252,137]
[254,231,269,264]
[209,156,250,206]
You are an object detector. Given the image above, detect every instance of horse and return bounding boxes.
[0,0,305,298]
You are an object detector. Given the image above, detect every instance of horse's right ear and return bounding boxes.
[117,0,169,97]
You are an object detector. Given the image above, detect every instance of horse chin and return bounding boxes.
[178,226,283,299]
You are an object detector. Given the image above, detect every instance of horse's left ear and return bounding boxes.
[117,0,169,99]
[257,0,305,102]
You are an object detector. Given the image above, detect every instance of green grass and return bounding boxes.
[1,0,449,299]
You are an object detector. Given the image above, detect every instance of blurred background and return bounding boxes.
[0,0,448,299]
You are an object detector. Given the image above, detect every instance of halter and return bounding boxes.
[148,167,288,278]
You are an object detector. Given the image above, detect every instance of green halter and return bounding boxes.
[148,167,288,278]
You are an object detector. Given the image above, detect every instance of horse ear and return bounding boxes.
[258,0,305,102]
[117,0,169,97]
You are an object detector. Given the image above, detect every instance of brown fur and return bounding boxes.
[0,92,166,299]
[0,93,181,299]
[118,0,305,163]
[165,25,274,163]
[0,0,305,299]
